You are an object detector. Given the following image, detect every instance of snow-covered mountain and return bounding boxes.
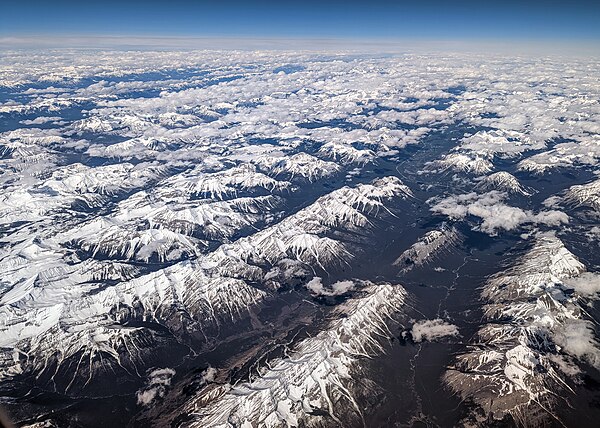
[145,282,408,428]
[444,233,599,426]
[474,171,533,196]
[1,49,599,427]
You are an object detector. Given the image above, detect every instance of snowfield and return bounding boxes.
[1,49,599,427]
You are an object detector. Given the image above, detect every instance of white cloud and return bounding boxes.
[305,277,355,296]
[553,320,600,369]
[430,191,569,235]
[20,116,63,125]
[136,367,176,406]
[201,366,218,383]
[563,272,600,297]
[530,210,570,226]
[411,319,460,343]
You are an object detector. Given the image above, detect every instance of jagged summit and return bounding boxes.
[444,233,597,426]
[564,178,600,212]
[144,282,408,428]
[1,49,599,427]
[393,225,461,273]
[475,171,533,195]
[0,176,411,394]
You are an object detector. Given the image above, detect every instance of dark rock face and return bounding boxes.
[1,50,599,428]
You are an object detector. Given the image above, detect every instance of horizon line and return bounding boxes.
[1,35,600,56]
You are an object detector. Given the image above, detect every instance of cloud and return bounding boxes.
[20,116,63,125]
[3,48,600,421]
[136,367,176,406]
[201,366,217,383]
[430,191,569,235]
[553,320,600,369]
[411,319,459,343]
[563,272,600,297]
[305,277,355,296]
[548,354,582,377]
[530,210,570,226]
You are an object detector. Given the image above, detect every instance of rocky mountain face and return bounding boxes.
[0,50,599,427]
[444,233,598,426]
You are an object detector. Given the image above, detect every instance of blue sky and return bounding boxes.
[1,0,599,40]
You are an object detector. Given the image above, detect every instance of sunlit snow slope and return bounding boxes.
[0,50,599,428]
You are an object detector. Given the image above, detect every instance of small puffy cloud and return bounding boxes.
[136,367,176,406]
[430,191,524,234]
[305,277,325,294]
[20,116,63,125]
[586,226,600,241]
[553,320,600,369]
[548,354,582,377]
[430,191,569,235]
[330,280,355,294]
[305,277,355,296]
[563,272,600,297]
[530,210,570,226]
[411,319,460,343]
[136,387,160,407]
[201,366,218,383]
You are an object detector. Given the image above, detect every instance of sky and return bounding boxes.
[1,0,599,46]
